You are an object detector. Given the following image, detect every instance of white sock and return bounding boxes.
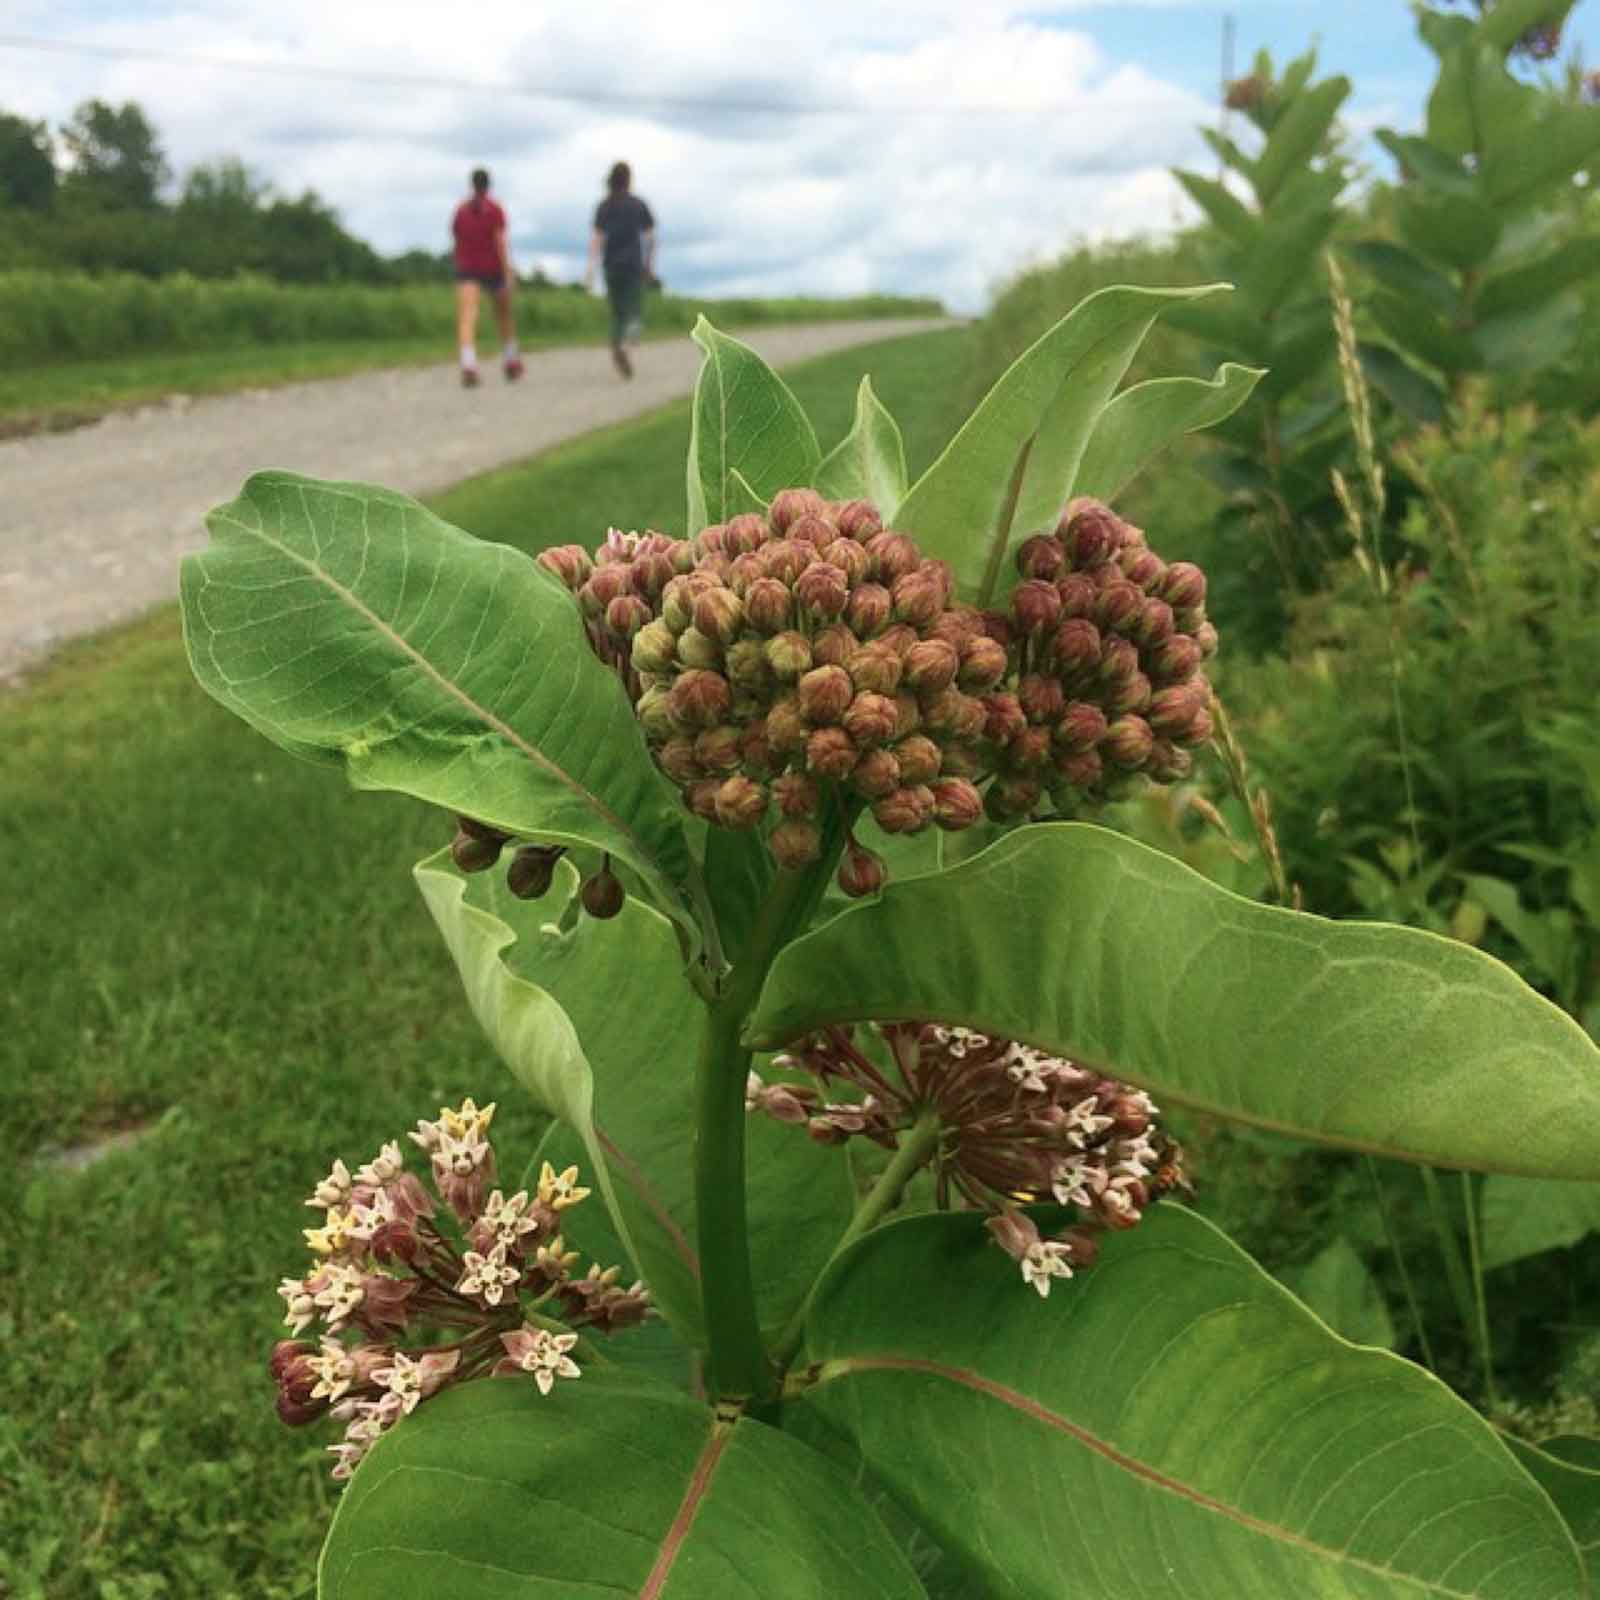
[460,344,477,370]
[503,340,519,361]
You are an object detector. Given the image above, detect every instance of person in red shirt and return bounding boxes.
[451,168,522,387]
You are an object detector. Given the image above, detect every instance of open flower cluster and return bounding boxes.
[748,1024,1187,1297]
[272,1098,650,1479]
[536,491,1216,897]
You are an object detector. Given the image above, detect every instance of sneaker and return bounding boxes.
[611,345,633,380]
[460,367,480,389]
[503,358,524,382]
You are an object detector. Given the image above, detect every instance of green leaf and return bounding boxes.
[181,471,698,935]
[686,317,821,532]
[1163,297,1271,363]
[1073,364,1263,506]
[1397,189,1503,272]
[1476,0,1578,54]
[800,1206,1585,1599]
[1369,290,1477,375]
[1480,1176,1600,1270]
[415,852,855,1342]
[1278,1236,1395,1348]
[320,1373,929,1599]
[1477,237,1600,322]
[1475,294,1584,377]
[1502,1435,1600,1576]
[1257,321,1336,403]
[1345,240,1461,318]
[894,284,1232,607]
[1375,130,1475,195]
[1237,206,1339,317]
[1478,79,1600,211]
[813,375,909,515]
[1461,873,1579,993]
[1199,127,1257,185]
[747,823,1600,1177]
[1252,77,1351,205]
[1173,170,1259,246]
[1358,341,1446,424]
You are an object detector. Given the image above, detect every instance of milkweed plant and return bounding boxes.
[181,289,1600,1598]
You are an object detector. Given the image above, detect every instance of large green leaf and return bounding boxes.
[182,471,698,933]
[1480,1175,1600,1270]
[813,375,909,515]
[416,851,855,1342]
[686,318,820,532]
[800,1207,1585,1600]
[1397,189,1503,273]
[894,284,1231,607]
[746,824,1600,1177]
[1073,363,1263,506]
[320,1373,928,1599]
[1252,77,1351,205]
[1503,1435,1600,1579]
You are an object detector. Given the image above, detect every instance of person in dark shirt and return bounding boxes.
[585,162,656,379]
[451,167,522,388]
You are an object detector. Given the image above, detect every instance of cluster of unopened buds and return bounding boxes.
[272,1098,650,1479]
[748,1024,1188,1297]
[535,491,1216,901]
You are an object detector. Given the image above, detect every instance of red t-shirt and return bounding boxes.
[452,197,506,276]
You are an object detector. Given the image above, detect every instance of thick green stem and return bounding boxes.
[1461,1171,1499,1413]
[771,1105,943,1372]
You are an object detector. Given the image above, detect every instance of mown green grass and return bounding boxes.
[0,326,972,1600]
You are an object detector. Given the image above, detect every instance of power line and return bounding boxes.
[0,31,1047,117]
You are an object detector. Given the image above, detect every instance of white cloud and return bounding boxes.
[1,1,1216,311]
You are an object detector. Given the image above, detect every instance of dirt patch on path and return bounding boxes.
[0,318,950,684]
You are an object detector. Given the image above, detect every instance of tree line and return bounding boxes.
[0,98,449,284]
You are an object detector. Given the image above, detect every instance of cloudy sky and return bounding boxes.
[2,1,1594,310]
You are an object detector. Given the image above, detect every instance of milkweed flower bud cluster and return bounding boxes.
[748,1024,1187,1297]
[273,1098,650,1479]
[538,493,1215,896]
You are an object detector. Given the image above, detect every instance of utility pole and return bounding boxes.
[1219,12,1236,182]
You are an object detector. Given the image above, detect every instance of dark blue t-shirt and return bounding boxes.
[593,193,654,273]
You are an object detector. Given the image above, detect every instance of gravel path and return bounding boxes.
[0,317,950,683]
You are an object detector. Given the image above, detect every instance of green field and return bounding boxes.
[0,326,972,1600]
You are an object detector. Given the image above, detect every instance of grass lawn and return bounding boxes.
[0,326,972,1600]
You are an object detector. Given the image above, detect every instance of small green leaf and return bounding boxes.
[1475,295,1585,377]
[800,1207,1585,1599]
[1345,240,1462,318]
[1173,169,1259,246]
[1475,0,1578,53]
[1397,189,1503,272]
[1375,130,1476,195]
[1369,289,1477,375]
[181,472,699,935]
[1238,205,1340,316]
[1480,1176,1600,1270]
[686,318,820,531]
[1073,364,1263,506]
[1477,238,1600,322]
[894,284,1231,607]
[813,375,909,515]
[1278,1236,1396,1348]
[747,824,1600,1177]
[1358,341,1446,424]
[320,1375,929,1599]
[1252,77,1351,205]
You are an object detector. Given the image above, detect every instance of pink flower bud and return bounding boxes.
[834,499,883,539]
[1106,671,1153,716]
[902,638,959,694]
[924,687,984,739]
[806,726,859,781]
[765,695,808,754]
[926,607,981,649]
[657,736,702,784]
[1103,715,1154,769]
[660,576,696,634]
[864,531,922,582]
[634,551,677,600]
[693,587,745,644]
[694,725,744,774]
[873,785,935,834]
[1055,1225,1101,1268]
[585,563,634,612]
[1053,747,1103,789]
[605,594,651,640]
[270,1339,314,1383]
[1151,633,1201,684]
[1146,738,1193,782]
[631,621,678,676]
[1005,727,1052,772]
[1147,683,1204,736]
[890,572,941,627]
[1051,617,1102,676]
[986,776,1041,819]
[837,836,888,898]
[724,639,770,695]
[760,538,810,584]
[685,777,722,821]
[850,748,902,798]
[1012,578,1063,635]
[715,775,769,830]
[764,631,813,682]
[982,693,1027,745]
[939,743,982,779]
[893,735,942,784]
[1130,598,1175,649]
[1098,636,1140,686]
[845,582,892,637]
[843,691,899,747]
[812,623,860,668]
[1059,500,1122,568]
[1182,705,1215,746]
[930,777,983,830]
[358,1273,418,1336]
[1017,673,1064,724]
[1159,562,1207,611]
[788,512,839,550]
[1016,534,1065,581]
[1094,581,1143,634]
[1054,701,1108,752]
[847,644,903,696]
[822,538,870,585]
[677,627,722,670]
[958,635,1008,691]
[537,544,594,591]
[796,562,849,618]
[743,577,792,635]
[1119,548,1166,591]
[798,664,854,724]
[1194,620,1219,659]
[695,524,730,558]
[581,865,626,919]
[770,818,822,869]
[892,693,923,740]
[769,487,828,533]
[725,512,769,554]
[772,772,820,818]
[986,1207,1041,1263]
[669,669,731,729]
[979,610,1014,650]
